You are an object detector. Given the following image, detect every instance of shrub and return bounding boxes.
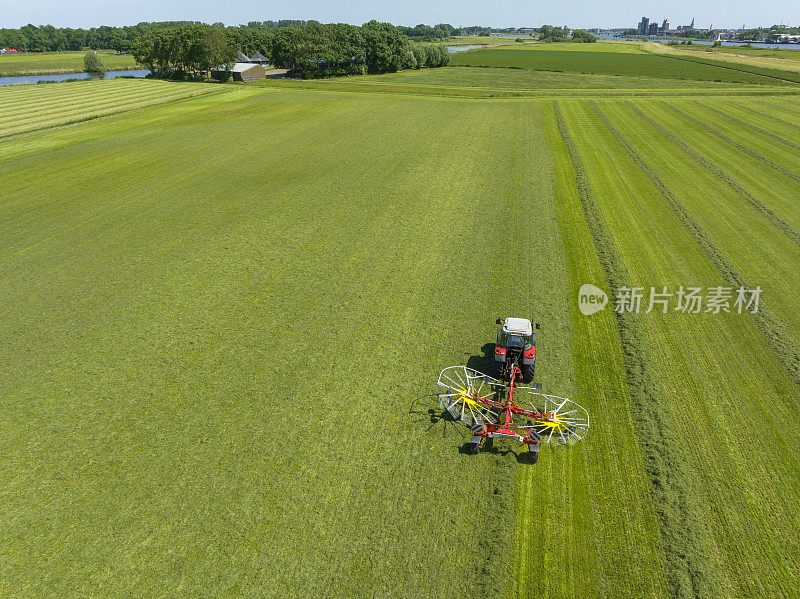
[83,51,106,78]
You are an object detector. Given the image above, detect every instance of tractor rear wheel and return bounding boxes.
[522,364,535,383]
[469,442,480,455]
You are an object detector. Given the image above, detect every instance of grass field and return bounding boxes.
[669,43,800,61]
[0,79,218,139]
[342,66,776,89]
[2,51,800,597]
[452,42,800,85]
[643,43,800,83]
[0,51,138,76]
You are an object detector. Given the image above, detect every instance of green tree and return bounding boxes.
[83,51,106,78]
[362,21,408,74]
[571,29,597,43]
[410,44,426,69]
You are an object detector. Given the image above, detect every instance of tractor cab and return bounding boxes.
[500,318,534,350]
[495,317,539,382]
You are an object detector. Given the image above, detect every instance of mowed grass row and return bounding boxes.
[0,50,138,76]
[256,77,797,101]
[555,98,800,597]
[0,88,662,596]
[2,87,199,130]
[450,45,793,85]
[594,99,800,385]
[0,80,196,115]
[648,99,800,232]
[0,79,218,138]
[343,66,773,90]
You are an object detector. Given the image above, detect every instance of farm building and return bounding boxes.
[249,51,271,65]
[230,63,267,82]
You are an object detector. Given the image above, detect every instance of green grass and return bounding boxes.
[341,66,779,89]
[550,96,800,597]
[254,76,797,100]
[0,85,666,597]
[646,43,800,81]
[0,79,219,138]
[2,77,800,597]
[680,44,800,61]
[0,51,138,76]
[451,44,797,85]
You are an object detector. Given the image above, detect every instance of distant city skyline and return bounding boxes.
[3,0,798,31]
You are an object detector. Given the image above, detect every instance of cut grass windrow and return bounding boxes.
[0,82,218,139]
[592,101,800,387]
[625,101,800,248]
[692,100,800,152]
[756,98,800,118]
[554,100,714,599]
[661,101,800,185]
[726,100,800,131]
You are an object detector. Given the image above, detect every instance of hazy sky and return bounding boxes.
[4,0,798,30]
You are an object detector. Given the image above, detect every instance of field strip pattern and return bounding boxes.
[623,101,800,248]
[693,100,800,152]
[553,100,715,597]
[660,101,800,185]
[612,97,800,384]
[652,52,800,85]
[721,100,800,131]
[0,79,219,138]
[3,71,800,597]
[591,101,800,386]
[559,97,800,597]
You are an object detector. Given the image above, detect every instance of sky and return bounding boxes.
[4,0,798,30]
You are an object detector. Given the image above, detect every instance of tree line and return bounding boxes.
[397,24,492,40]
[130,22,450,80]
[0,20,489,54]
[132,24,238,78]
[271,22,449,77]
[538,25,597,43]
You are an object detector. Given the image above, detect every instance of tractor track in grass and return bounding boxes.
[625,101,800,248]
[661,101,800,185]
[591,101,800,389]
[554,100,712,599]
[725,100,800,131]
[692,100,800,152]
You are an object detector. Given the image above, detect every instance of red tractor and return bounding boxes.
[494,317,539,384]
[437,318,589,463]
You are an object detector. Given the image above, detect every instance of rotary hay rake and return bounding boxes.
[437,363,589,463]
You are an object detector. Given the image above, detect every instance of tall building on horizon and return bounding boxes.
[637,17,650,35]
